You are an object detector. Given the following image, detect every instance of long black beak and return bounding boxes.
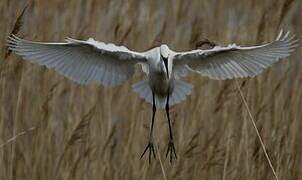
[161,54,169,78]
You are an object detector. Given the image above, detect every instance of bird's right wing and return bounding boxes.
[7,35,147,87]
[173,31,298,80]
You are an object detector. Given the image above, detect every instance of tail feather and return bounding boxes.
[170,80,193,105]
[132,80,153,104]
[132,80,193,109]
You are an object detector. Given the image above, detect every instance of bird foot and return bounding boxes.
[140,142,156,164]
[166,140,177,163]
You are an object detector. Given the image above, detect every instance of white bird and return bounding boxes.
[6,30,298,162]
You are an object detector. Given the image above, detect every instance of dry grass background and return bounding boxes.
[0,0,302,179]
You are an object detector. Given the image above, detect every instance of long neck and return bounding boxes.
[161,54,169,78]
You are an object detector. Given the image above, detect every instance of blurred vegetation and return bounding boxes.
[0,0,301,179]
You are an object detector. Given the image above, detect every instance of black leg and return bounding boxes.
[140,91,156,163]
[165,90,177,163]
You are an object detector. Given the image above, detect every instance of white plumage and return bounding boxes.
[174,30,298,80]
[7,30,298,108]
[6,30,298,162]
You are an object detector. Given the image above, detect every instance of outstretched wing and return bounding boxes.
[7,35,147,87]
[174,30,298,80]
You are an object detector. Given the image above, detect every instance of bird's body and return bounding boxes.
[7,30,298,162]
[145,45,174,98]
[148,67,172,97]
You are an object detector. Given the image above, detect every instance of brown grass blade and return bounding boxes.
[235,80,279,180]
[0,127,36,149]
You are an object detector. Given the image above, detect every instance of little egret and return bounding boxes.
[7,30,298,162]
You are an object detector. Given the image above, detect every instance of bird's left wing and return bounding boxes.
[173,31,298,80]
[7,35,147,86]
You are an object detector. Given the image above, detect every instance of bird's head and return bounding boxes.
[160,44,169,58]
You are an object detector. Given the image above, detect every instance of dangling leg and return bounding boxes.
[165,89,177,163]
[140,91,156,163]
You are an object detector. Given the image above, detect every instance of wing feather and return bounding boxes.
[7,35,147,86]
[174,31,298,80]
